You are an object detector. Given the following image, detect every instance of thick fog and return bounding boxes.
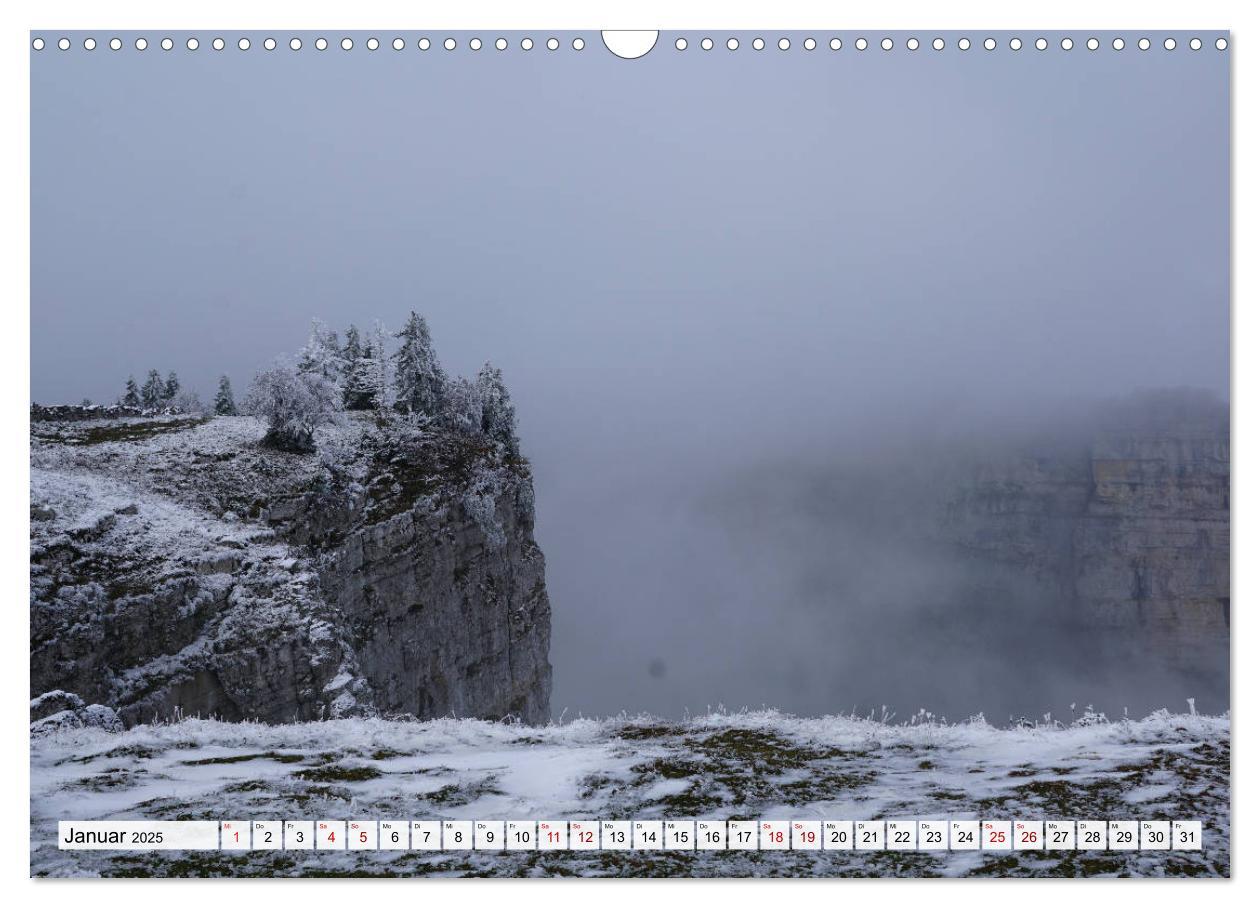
[31,33,1228,721]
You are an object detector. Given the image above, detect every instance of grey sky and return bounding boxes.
[32,33,1228,719]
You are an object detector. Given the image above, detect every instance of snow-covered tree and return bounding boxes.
[443,376,484,435]
[244,361,340,453]
[163,371,181,403]
[344,347,379,410]
[297,319,345,391]
[392,312,445,417]
[122,376,140,408]
[140,370,164,409]
[342,325,363,370]
[214,375,237,416]
[366,321,394,411]
[341,324,378,410]
[476,363,519,456]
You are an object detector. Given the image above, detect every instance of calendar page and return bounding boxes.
[27,17,1230,881]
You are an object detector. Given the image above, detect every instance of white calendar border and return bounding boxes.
[5,0,1251,904]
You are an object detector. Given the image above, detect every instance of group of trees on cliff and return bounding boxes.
[244,312,519,455]
[118,369,209,414]
[120,370,182,409]
[117,371,237,416]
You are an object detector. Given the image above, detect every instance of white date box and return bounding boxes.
[316,820,345,850]
[632,820,663,850]
[855,820,884,851]
[727,820,758,850]
[664,820,694,850]
[1172,820,1202,851]
[917,821,947,851]
[791,820,822,850]
[1014,820,1043,850]
[443,820,473,850]
[823,820,854,850]
[538,820,567,850]
[251,821,281,851]
[474,820,504,850]
[569,821,599,850]
[379,820,408,850]
[600,821,631,850]
[696,820,726,850]
[1109,820,1138,851]
[950,820,980,850]
[284,820,314,850]
[1077,821,1107,849]
[886,820,916,851]
[1140,820,1171,851]
[221,820,249,850]
[1045,820,1075,850]
[348,820,377,850]
[410,821,441,850]
[760,820,790,850]
[506,820,537,850]
[982,820,1012,851]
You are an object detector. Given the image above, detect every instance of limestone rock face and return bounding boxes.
[318,484,551,723]
[29,414,552,727]
[942,391,1229,675]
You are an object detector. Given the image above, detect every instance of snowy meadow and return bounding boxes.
[31,709,1229,878]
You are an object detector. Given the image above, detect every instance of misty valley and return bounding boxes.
[684,387,1229,723]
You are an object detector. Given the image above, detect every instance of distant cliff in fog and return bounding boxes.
[942,388,1228,680]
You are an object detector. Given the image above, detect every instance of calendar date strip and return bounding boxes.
[59,819,1203,852]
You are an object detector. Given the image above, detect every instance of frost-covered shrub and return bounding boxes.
[463,489,506,548]
[174,390,205,415]
[297,318,345,391]
[244,362,341,453]
[1072,707,1109,727]
[514,479,535,522]
[462,467,507,548]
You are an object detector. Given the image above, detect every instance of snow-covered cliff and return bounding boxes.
[30,413,552,727]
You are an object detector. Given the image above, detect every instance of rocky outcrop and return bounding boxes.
[29,467,375,726]
[29,690,123,736]
[29,414,552,727]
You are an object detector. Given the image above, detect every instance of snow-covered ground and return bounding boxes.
[31,414,371,519]
[30,710,1229,878]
